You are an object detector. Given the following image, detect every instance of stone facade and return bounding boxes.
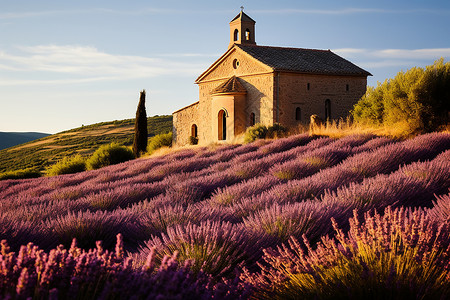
[276,73,368,128]
[172,101,199,146]
[172,11,370,146]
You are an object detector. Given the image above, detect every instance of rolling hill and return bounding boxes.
[0,132,50,150]
[0,115,172,173]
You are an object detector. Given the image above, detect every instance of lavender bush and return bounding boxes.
[243,207,450,299]
[137,220,255,277]
[0,132,449,298]
[0,234,250,299]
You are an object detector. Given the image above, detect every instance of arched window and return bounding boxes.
[295,107,301,121]
[250,112,256,126]
[191,124,198,138]
[245,29,251,41]
[218,110,227,140]
[325,99,331,120]
[233,29,239,42]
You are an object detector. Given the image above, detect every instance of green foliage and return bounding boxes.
[86,143,135,170]
[0,168,41,180]
[267,123,288,139]
[147,132,173,154]
[244,123,288,143]
[244,124,268,143]
[133,90,148,157]
[46,155,86,176]
[189,136,199,145]
[352,86,385,125]
[352,58,450,133]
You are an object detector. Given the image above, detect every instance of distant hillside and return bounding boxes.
[0,132,51,150]
[0,115,172,173]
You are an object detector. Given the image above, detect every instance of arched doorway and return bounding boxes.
[218,109,227,140]
[325,99,331,120]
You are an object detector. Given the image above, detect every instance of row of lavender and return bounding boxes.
[2,204,450,298]
[1,132,450,298]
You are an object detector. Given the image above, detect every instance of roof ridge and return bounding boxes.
[236,44,372,76]
[237,44,330,53]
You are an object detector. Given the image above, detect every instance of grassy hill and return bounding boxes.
[0,132,51,150]
[0,115,172,173]
[0,132,449,298]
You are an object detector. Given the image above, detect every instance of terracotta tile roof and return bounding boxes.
[211,76,247,94]
[237,44,372,76]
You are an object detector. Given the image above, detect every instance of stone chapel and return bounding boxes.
[172,11,371,145]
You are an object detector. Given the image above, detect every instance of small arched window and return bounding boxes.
[245,29,251,41]
[233,29,239,42]
[191,124,198,138]
[250,112,256,126]
[295,107,301,121]
[325,99,331,120]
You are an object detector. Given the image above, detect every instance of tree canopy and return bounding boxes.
[352,58,450,133]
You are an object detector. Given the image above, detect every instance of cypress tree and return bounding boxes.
[133,90,148,157]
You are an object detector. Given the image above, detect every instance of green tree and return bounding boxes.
[413,58,450,131]
[133,90,148,157]
[352,58,450,133]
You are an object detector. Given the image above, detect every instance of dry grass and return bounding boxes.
[307,119,420,140]
[145,120,449,160]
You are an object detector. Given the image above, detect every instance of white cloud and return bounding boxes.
[253,8,450,15]
[0,45,206,86]
[333,47,450,68]
[375,48,450,59]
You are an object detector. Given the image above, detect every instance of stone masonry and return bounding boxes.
[172,11,371,146]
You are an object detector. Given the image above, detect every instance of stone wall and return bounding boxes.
[277,73,367,130]
[174,46,368,146]
[172,102,200,146]
[196,48,275,144]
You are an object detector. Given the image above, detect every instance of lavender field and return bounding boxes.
[1,132,450,299]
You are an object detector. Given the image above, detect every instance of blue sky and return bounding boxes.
[1,0,449,133]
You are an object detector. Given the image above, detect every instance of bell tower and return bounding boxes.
[228,8,256,48]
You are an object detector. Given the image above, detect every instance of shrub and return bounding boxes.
[0,168,41,180]
[86,143,135,170]
[43,210,142,250]
[147,132,173,154]
[0,235,249,299]
[46,155,86,176]
[267,123,288,139]
[244,207,450,299]
[244,124,268,143]
[244,123,288,143]
[189,136,199,145]
[138,221,252,277]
